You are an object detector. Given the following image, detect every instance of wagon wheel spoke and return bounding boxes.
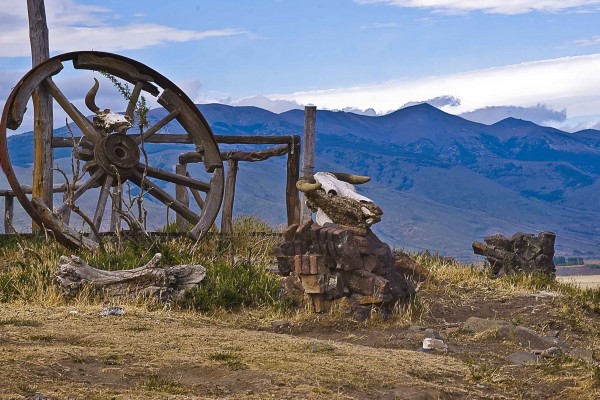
[43,78,102,143]
[130,170,200,225]
[186,172,206,209]
[138,164,211,192]
[90,174,114,239]
[125,81,144,121]
[136,109,180,144]
[55,169,104,216]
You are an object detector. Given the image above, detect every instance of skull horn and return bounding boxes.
[296,179,322,193]
[332,172,371,185]
[85,78,100,114]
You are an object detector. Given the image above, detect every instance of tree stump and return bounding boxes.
[472,232,556,277]
[53,253,206,301]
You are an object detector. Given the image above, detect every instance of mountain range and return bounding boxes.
[4,103,600,261]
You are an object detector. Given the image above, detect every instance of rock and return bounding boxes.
[499,326,568,351]
[272,321,292,333]
[535,347,563,358]
[406,326,444,341]
[422,338,448,352]
[507,352,539,365]
[99,306,125,316]
[570,347,596,364]
[462,317,512,334]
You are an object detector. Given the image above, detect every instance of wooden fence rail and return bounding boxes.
[2,134,301,236]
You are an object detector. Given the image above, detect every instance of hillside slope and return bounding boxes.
[3,104,599,259]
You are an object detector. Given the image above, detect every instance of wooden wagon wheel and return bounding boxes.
[0,51,224,250]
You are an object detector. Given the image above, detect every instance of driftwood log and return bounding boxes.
[472,232,556,277]
[54,253,206,301]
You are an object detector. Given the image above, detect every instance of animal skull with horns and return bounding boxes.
[296,172,383,229]
[85,78,133,134]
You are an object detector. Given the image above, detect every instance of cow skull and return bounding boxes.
[297,172,383,229]
[85,78,133,134]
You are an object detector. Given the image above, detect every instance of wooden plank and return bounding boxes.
[4,196,14,234]
[175,164,189,232]
[27,0,54,230]
[0,182,82,196]
[220,159,238,236]
[286,136,301,226]
[53,134,299,148]
[300,106,316,221]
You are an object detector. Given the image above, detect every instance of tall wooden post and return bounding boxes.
[221,159,238,236]
[285,135,301,226]
[27,0,54,231]
[300,106,316,221]
[175,164,190,231]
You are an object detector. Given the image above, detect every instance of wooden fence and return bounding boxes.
[2,134,301,235]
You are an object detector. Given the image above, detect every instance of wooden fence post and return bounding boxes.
[175,164,189,231]
[4,196,14,234]
[300,106,316,221]
[286,135,301,226]
[221,159,238,236]
[27,0,54,231]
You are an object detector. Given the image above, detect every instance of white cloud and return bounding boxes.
[360,22,402,29]
[355,0,600,14]
[0,0,249,57]
[271,54,600,118]
[574,36,600,47]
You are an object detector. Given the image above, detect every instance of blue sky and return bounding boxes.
[2,0,600,131]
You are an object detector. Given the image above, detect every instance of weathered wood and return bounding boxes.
[31,196,99,251]
[28,0,54,229]
[125,81,144,121]
[61,190,71,225]
[6,59,63,130]
[90,175,114,241]
[179,145,289,164]
[141,164,211,192]
[4,195,14,234]
[73,53,159,95]
[0,182,82,197]
[109,186,121,232]
[221,159,238,236]
[53,134,299,148]
[44,79,102,143]
[175,164,190,232]
[190,167,224,240]
[130,170,200,225]
[137,109,179,143]
[157,89,221,171]
[300,106,317,221]
[53,253,206,301]
[286,136,301,226]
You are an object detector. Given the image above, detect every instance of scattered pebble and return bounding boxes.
[99,306,126,316]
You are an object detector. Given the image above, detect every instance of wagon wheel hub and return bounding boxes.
[94,134,140,178]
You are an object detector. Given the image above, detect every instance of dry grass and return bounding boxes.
[0,229,599,399]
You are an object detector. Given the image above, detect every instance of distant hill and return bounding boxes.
[3,103,600,261]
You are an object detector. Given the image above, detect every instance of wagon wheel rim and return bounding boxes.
[0,51,224,249]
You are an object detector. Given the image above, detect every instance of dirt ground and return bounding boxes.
[1,277,598,400]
